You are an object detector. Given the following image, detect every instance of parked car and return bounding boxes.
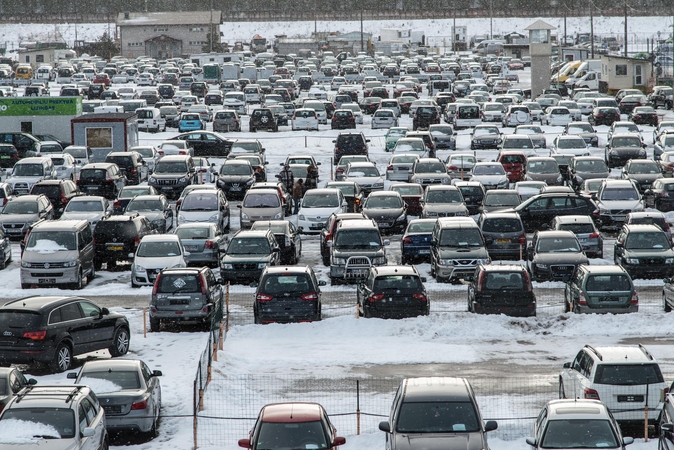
[177,189,230,232]
[614,223,674,279]
[469,162,509,190]
[60,195,110,229]
[252,266,324,323]
[420,185,468,218]
[478,211,526,260]
[468,264,535,316]
[621,159,663,193]
[551,215,603,258]
[564,264,638,314]
[527,230,588,282]
[130,234,188,287]
[0,194,54,239]
[563,122,598,147]
[0,368,36,412]
[105,151,148,185]
[430,218,490,283]
[329,219,388,285]
[470,125,502,150]
[77,163,127,199]
[595,179,644,230]
[29,179,79,218]
[220,230,280,284]
[94,213,154,270]
[357,265,428,318]
[361,190,408,234]
[174,223,228,268]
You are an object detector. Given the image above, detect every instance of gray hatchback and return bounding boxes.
[478,212,526,260]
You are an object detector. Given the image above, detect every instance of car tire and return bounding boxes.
[322,255,330,267]
[109,327,130,357]
[89,263,96,283]
[559,379,566,399]
[665,293,671,312]
[254,314,261,325]
[49,343,72,372]
[0,255,5,270]
[150,317,161,332]
[330,277,339,286]
[21,283,30,289]
[72,269,83,290]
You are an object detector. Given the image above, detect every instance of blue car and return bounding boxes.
[178,112,205,132]
[401,218,437,264]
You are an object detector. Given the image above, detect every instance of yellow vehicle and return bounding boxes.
[15,64,32,80]
[551,60,582,83]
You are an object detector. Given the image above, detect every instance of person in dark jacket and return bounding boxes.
[278,164,294,192]
[292,178,304,214]
[305,164,318,191]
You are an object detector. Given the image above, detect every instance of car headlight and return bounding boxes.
[440,259,453,266]
[241,212,249,220]
[373,182,384,188]
[135,265,146,272]
[274,212,283,219]
[455,210,468,216]
[65,260,78,267]
[209,214,219,222]
[178,214,186,221]
[372,256,386,265]
[498,179,508,186]
[246,179,254,185]
[332,257,346,265]
[535,264,549,269]
[172,263,186,268]
[149,177,156,183]
[667,258,674,264]
[395,214,406,222]
[257,262,267,269]
[178,177,187,183]
[636,202,645,212]
[441,178,450,184]
[222,263,233,269]
[639,149,647,157]
[626,258,640,265]
[21,261,30,268]
[478,258,491,264]
[299,214,306,221]
[610,150,618,156]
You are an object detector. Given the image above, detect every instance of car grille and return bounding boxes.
[610,209,631,215]
[147,269,161,280]
[4,223,25,229]
[155,178,178,185]
[26,262,70,269]
[421,178,442,184]
[12,183,29,194]
[31,272,64,277]
[641,257,665,265]
[233,263,258,270]
[452,259,477,266]
[551,265,575,275]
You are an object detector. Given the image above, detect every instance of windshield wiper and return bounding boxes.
[33,435,59,439]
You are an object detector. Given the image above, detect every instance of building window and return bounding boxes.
[634,64,643,85]
[127,42,142,47]
[36,55,44,63]
[615,64,628,76]
[189,41,206,46]
[25,55,30,63]
[530,29,549,44]
[86,127,113,148]
[154,27,168,32]
[189,27,204,32]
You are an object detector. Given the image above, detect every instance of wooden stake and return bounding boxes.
[143,307,147,338]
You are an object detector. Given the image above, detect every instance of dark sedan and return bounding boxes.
[527,230,589,282]
[646,178,674,211]
[619,94,648,114]
[629,106,658,126]
[401,218,436,264]
[253,266,324,323]
[589,107,621,126]
[250,220,302,265]
[169,131,233,157]
[361,191,407,234]
[389,183,424,216]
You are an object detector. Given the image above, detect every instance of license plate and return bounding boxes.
[184,246,198,251]
[107,245,123,251]
[86,186,98,190]
[0,156,9,159]
[311,223,325,229]
[599,296,616,302]
[230,186,242,191]
[418,249,430,254]
[38,278,56,284]
[496,238,510,244]
[161,186,172,190]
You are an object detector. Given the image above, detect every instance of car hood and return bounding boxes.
[627,174,662,183]
[438,247,490,259]
[133,211,166,222]
[299,206,342,218]
[473,134,500,140]
[219,175,254,183]
[7,176,45,184]
[60,211,105,222]
[180,210,218,222]
[222,254,273,263]
[470,174,507,184]
[624,248,674,258]
[597,199,643,210]
[363,208,405,219]
[532,252,589,265]
[393,432,484,450]
[526,173,561,183]
[135,255,185,269]
[423,204,468,214]
[0,213,40,223]
[575,170,609,179]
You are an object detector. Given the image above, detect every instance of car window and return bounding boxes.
[60,303,83,322]
[78,403,89,432]
[79,302,100,318]
[396,401,479,433]
[81,398,96,424]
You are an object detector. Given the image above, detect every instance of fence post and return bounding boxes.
[193,378,198,449]
[645,378,649,441]
[305,136,307,148]
[219,321,224,350]
[356,380,361,435]
[143,307,147,338]
[226,282,230,333]
[330,158,334,181]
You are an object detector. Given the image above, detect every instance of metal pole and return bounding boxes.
[356,380,361,435]
[590,3,595,59]
[490,0,493,40]
[645,378,649,442]
[360,10,364,53]
[453,10,456,54]
[624,0,628,57]
[210,0,214,53]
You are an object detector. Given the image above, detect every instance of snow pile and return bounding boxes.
[0,419,61,443]
[28,239,66,254]
[79,376,125,394]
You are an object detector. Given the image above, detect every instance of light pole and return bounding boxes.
[623,0,628,57]
[490,0,493,40]
[590,0,594,59]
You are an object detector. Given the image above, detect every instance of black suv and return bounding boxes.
[357,265,428,319]
[249,108,279,132]
[148,155,197,199]
[468,264,536,316]
[88,83,106,99]
[527,230,589,282]
[77,163,127,199]
[93,213,154,270]
[615,224,674,279]
[413,106,441,131]
[253,265,324,324]
[0,132,39,158]
[105,151,147,185]
[333,132,370,159]
[149,267,224,331]
[29,179,80,218]
[505,192,599,233]
[0,296,130,372]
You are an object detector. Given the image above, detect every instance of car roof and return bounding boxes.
[401,377,471,402]
[481,211,521,220]
[233,230,273,238]
[585,345,655,363]
[479,263,527,272]
[7,385,93,409]
[537,230,577,238]
[545,399,609,419]
[2,295,89,311]
[623,224,665,233]
[555,215,594,224]
[602,179,636,188]
[81,162,117,169]
[80,359,143,372]
[579,264,629,275]
[263,265,313,275]
[337,219,378,229]
[372,265,418,277]
[140,234,180,243]
[260,402,323,423]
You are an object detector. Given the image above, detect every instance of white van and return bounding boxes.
[565,59,601,87]
[136,107,166,133]
[573,71,601,91]
[93,105,123,114]
[36,65,53,81]
[454,103,482,129]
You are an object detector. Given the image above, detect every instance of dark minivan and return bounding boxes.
[468,264,536,316]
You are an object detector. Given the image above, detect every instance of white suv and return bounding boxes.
[559,345,667,424]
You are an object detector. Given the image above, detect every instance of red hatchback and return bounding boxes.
[498,151,527,182]
[239,403,346,450]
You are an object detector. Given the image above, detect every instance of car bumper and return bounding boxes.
[256,304,320,323]
[21,267,80,286]
[622,264,674,279]
[575,304,638,314]
[221,268,263,283]
[104,412,155,433]
[402,246,431,259]
[364,303,428,318]
[532,265,577,282]
[472,303,536,317]
[0,346,56,364]
[436,265,476,280]
[184,250,219,265]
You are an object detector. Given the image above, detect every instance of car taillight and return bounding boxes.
[578,291,587,305]
[256,293,273,302]
[660,191,670,197]
[158,150,164,156]
[476,271,485,292]
[131,398,149,410]
[368,293,384,303]
[387,165,394,171]
[200,273,208,296]
[204,240,214,249]
[523,270,533,292]
[152,274,161,296]
[301,292,318,301]
[179,151,186,155]
[285,236,291,247]
[362,146,367,153]
[336,167,344,173]
[589,232,600,239]
[447,165,458,171]
[403,237,412,244]
[23,330,47,341]
[630,291,639,305]
[584,388,600,400]
[413,293,427,302]
[113,200,121,209]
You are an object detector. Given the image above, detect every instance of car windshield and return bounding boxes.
[261,274,312,294]
[484,104,503,112]
[137,241,181,257]
[426,190,462,203]
[449,156,476,166]
[256,421,328,449]
[155,161,187,174]
[81,371,141,391]
[527,160,558,174]
[625,231,670,249]
[537,237,581,253]
[484,193,520,206]
[568,124,594,134]
[585,274,632,292]
[611,137,641,147]
[392,186,423,196]
[366,195,402,209]
[415,162,446,174]
[120,188,152,199]
[484,272,524,290]
[540,419,618,449]
[502,138,531,149]
[396,142,425,152]
[482,218,522,233]
[334,229,381,248]
[13,164,43,177]
[439,228,483,247]
[26,231,77,251]
[601,188,639,201]
[473,164,505,175]
[302,193,340,208]
[473,127,498,136]
[348,167,379,177]
[127,199,162,211]
[1,201,38,215]
[176,226,212,239]
[501,155,524,164]
[407,222,435,234]
[244,193,279,208]
[575,160,607,172]
[65,200,103,212]
[396,401,479,433]
[181,194,218,211]
[557,138,586,149]
[221,164,252,175]
[392,156,417,164]
[227,237,271,255]
[0,408,76,440]
[594,363,664,385]
[629,163,659,174]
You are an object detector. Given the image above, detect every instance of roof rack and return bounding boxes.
[584,345,602,361]
[638,343,654,360]
[15,385,86,404]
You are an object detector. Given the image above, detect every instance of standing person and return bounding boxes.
[278,163,294,192]
[306,164,318,191]
[292,179,304,215]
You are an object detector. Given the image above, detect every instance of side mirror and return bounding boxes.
[333,437,346,446]
[153,370,163,377]
[662,424,674,434]
[318,280,327,286]
[526,438,537,446]
[540,223,550,230]
[664,278,671,284]
[101,307,109,315]
[184,251,191,256]
[28,378,37,385]
[484,420,498,432]
[485,238,494,245]
[238,439,252,449]
[128,253,135,259]
[317,162,322,165]
[379,421,391,433]
[563,361,571,368]
[623,437,634,446]
[67,372,78,379]
[236,204,242,208]
[82,428,96,438]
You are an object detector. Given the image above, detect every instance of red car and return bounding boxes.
[508,59,524,70]
[498,151,527,182]
[390,182,424,216]
[239,403,346,450]
[93,73,110,86]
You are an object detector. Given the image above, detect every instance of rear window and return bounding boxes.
[481,218,523,233]
[30,185,60,198]
[500,155,525,164]
[558,223,595,234]
[106,156,133,168]
[158,273,201,293]
[0,310,42,328]
[95,221,136,238]
[373,275,421,291]
[483,272,524,290]
[80,169,107,180]
[261,274,312,294]
[594,363,664,385]
[585,274,632,291]
[628,217,668,231]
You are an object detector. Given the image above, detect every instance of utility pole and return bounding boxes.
[360,9,364,53]
[209,0,213,53]
[624,0,628,57]
[590,1,594,59]
[453,9,456,54]
[490,0,493,40]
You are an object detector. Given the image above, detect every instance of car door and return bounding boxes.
[162,196,173,230]
[57,302,93,354]
[79,226,95,277]
[81,397,105,450]
[79,300,115,346]
[141,362,161,419]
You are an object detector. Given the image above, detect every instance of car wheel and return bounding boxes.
[131,279,140,288]
[73,269,83,290]
[559,379,566,399]
[89,263,96,282]
[149,316,161,332]
[0,254,5,270]
[49,343,72,372]
[109,327,130,357]
[665,293,672,312]
[254,313,262,324]
[322,255,330,267]
[21,283,30,289]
